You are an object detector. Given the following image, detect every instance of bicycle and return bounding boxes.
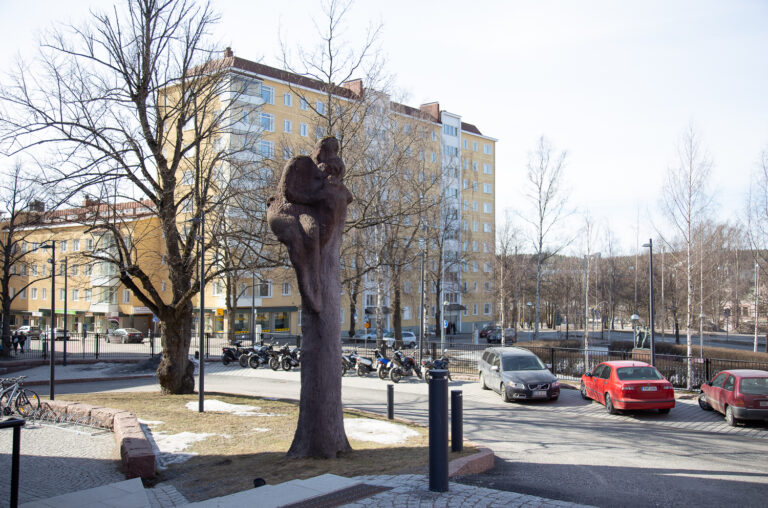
[0,376,40,417]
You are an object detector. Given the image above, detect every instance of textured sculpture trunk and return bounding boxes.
[267,137,353,458]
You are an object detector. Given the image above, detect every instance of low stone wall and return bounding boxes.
[449,445,495,477]
[40,399,155,480]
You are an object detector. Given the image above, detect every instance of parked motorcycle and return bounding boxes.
[269,345,287,371]
[280,346,301,371]
[248,343,274,369]
[422,352,451,383]
[222,341,246,366]
[342,351,357,376]
[375,349,394,380]
[389,349,422,383]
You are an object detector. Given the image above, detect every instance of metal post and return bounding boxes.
[387,383,394,420]
[63,256,67,366]
[0,418,26,508]
[428,369,449,492]
[419,251,425,365]
[251,272,256,347]
[95,332,100,359]
[647,239,656,367]
[199,212,205,413]
[48,242,56,400]
[150,328,154,357]
[450,389,463,452]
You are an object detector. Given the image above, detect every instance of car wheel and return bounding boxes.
[698,393,712,411]
[500,383,512,403]
[725,405,738,427]
[550,395,559,402]
[479,372,490,390]
[658,408,670,415]
[580,382,590,401]
[605,393,617,415]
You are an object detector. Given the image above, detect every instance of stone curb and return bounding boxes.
[449,445,495,476]
[25,374,155,386]
[40,398,156,480]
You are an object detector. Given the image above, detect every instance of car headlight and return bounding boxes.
[552,380,560,388]
[509,381,525,389]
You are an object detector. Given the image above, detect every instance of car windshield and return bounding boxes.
[616,367,663,380]
[502,355,546,371]
[124,328,140,333]
[739,377,768,395]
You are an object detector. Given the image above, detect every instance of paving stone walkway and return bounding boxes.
[0,420,123,505]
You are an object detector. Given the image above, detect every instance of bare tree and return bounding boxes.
[661,125,711,389]
[0,162,50,356]
[746,147,768,351]
[0,0,252,393]
[521,136,571,340]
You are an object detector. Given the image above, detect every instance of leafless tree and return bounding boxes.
[521,136,571,340]
[661,125,712,388]
[746,147,768,351]
[0,0,255,394]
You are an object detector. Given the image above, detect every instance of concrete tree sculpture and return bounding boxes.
[268,136,353,458]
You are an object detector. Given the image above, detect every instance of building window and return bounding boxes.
[431,131,437,141]
[282,282,291,296]
[283,119,292,133]
[42,288,47,300]
[84,264,92,276]
[484,303,492,314]
[259,140,274,158]
[260,112,274,132]
[315,126,326,139]
[472,221,478,232]
[283,92,292,106]
[300,97,308,110]
[483,183,492,194]
[463,158,469,170]
[86,238,94,250]
[431,152,436,163]
[484,143,492,155]
[483,202,492,214]
[85,288,92,301]
[316,100,325,114]
[463,139,468,150]
[257,281,272,297]
[31,288,37,300]
[300,123,308,137]
[161,281,166,292]
[483,223,492,233]
[59,240,67,252]
[473,304,479,315]
[71,265,79,276]
[472,241,478,251]
[403,307,412,320]
[472,161,478,172]
[72,289,79,302]
[261,85,274,104]
[19,288,26,299]
[73,239,80,251]
[283,146,292,160]
[123,289,130,303]
[59,288,65,301]
[473,141,478,152]
[473,262,479,272]
[340,308,344,323]
[483,163,492,174]
[212,281,223,296]
[484,262,492,273]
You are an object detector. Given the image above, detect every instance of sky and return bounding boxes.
[2,0,767,254]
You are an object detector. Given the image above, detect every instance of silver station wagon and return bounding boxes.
[478,347,560,402]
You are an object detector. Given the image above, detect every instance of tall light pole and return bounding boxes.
[189,213,206,412]
[63,256,68,367]
[755,262,760,353]
[660,244,665,343]
[40,242,56,399]
[418,251,425,365]
[642,239,655,366]
[251,272,256,347]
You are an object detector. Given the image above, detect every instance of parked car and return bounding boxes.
[383,331,418,348]
[486,329,502,344]
[581,361,675,414]
[698,369,768,426]
[16,325,41,339]
[106,328,144,344]
[478,325,498,339]
[478,346,560,402]
[40,328,70,341]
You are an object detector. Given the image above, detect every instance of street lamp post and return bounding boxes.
[63,256,68,367]
[419,251,425,365]
[642,239,655,367]
[188,213,206,412]
[251,272,256,347]
[40,242,56,399]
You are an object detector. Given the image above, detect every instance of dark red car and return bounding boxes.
[698,369,768,426]
[580,360,675,414]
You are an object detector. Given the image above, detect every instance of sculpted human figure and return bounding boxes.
[267,137,352,313]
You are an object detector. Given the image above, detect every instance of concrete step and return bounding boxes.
[183,473,362,508]
[21,478,150,508]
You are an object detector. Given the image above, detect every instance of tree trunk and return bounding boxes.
[1,298,12,358]
[156,307,195,394]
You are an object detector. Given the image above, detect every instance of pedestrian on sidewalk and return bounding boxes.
[12,331,19,354]
[18,332,26,353]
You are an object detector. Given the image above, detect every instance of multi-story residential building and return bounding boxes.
[3,50,496,336]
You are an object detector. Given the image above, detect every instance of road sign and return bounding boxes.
[216,308,224,316]
[364,321,370,329]
[152,315,159,323]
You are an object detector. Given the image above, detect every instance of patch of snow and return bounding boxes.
[137,419,164,426]
[343,418,419,444]
[144,429,217,468]
[185,399,284,417]
[252,428,270,433]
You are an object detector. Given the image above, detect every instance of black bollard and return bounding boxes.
[451,389,463,452]
[429,369,449,492]
[387,383,394,420]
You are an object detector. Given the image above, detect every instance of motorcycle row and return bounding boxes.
[223,341,452,384]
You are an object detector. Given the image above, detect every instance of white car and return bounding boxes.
[383,331,418,348]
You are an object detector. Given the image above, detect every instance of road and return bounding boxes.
[43,362,768,507]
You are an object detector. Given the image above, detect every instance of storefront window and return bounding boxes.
[274,312,289,332]
[256,312,270,332]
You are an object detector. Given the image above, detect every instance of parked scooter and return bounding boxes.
[375,349,394,380]
[352,351,375,377]
[422,351,451,383]
[389,349,422,383]
[222,341,245,366]
[342,351,357,376]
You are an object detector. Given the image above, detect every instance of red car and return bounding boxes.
[698,369,768,426]
[580,360,675,414]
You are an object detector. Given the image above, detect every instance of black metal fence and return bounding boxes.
[341,342,768,389]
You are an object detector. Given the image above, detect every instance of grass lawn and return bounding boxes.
[61,391,476,501]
